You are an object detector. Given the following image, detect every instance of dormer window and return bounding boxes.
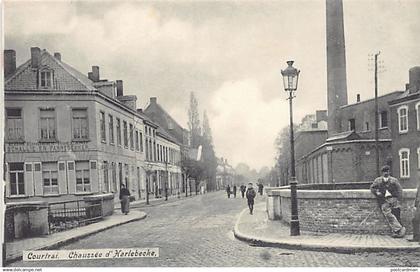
[40,69,53,88]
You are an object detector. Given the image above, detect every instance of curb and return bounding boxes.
[233,207,420,254]
[5,212,147,265]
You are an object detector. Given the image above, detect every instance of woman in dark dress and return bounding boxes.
[119,184,131,215]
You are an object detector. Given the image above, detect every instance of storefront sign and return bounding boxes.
[5,142,89,153]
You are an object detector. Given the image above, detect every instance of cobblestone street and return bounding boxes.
[10,191,420,267]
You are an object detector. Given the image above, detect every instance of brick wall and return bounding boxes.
[267,189,417,234]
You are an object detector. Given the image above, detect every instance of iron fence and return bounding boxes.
[48,199,103,234]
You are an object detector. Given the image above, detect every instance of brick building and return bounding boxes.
[388,67,420,188]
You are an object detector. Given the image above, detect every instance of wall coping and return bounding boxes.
[267,189,417,199]
[83,193,115,201]
[6,201,49,210]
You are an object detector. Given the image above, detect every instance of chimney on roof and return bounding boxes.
[409,66,420,94]
[150,97,157,104]
[30,47,41,69]
[91,66,100,82]
[54,52,61,61]
[4,49,16,78]
[116,80,123,96]
[356,94,361,102]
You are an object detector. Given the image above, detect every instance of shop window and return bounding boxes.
[9,163,25,196]
[103,161,109,193]
[42,162,58,195]
[6,108,23,142]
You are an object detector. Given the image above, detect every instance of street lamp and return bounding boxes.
[281,60,300,236]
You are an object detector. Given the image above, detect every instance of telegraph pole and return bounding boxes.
[374,51,380,177]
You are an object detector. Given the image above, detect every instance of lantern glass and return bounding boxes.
[281,61,300,91]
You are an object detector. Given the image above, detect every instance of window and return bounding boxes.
[135,130,139,151]
[42,162,58,195]
[100,111,106,142]
[379,111,388,128]
[123,121,128,148]
[129,124,134,150]
[103,161,109,193]
[76,161,90,193]
[116,118,121,146]
[109,115,114,144]
[72,109,88,140]
[399,148,410,178]
[416,102,420,130]
[140,132,144,152]
[112,162,117,192]
[6,108,23,141]
[9,163,24,196]
[348,119,355,131]
[418,148,420,169]
[365,122,369,131]
[398,106,408,133]
[40,70,52,88]
[40,108,56,141]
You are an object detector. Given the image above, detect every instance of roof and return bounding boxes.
[326,130,361,142]
[388,90,420,105]
[6,49,96,91]
[340,91,404,109]
[145,102,185,132]
[156,126,181,145]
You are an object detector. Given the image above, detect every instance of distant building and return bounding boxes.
[216,158,234,189]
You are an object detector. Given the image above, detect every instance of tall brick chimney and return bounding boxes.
[116,80,123,96]
[4,50,16,78]
[409,66,420,94]
[326,0,348,136]
[92,66,100,82]
[31,47,41,69]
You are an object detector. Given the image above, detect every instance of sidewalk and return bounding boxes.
[5,191,201,265]
[234,202,420,253]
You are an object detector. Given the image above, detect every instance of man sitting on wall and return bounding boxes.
[370,165,406,238]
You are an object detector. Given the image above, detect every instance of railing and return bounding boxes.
[48,199,103,234]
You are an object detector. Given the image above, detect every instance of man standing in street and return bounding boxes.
[370,165,406,238]
[409,178,420,242]
[246,183,256,215]
[226,185,231,198]
[240,184,246,198]
[233,185,237,198]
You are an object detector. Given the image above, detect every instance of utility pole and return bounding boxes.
[374,51,380,177]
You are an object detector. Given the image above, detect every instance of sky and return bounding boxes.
[4,0,420,171]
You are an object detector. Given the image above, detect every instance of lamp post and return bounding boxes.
[281,60,300,236]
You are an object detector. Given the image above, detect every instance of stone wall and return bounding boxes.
[266,187,417,234]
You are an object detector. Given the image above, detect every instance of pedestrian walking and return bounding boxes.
[119,184,131,215]
[226,185,231,198]
[370,165,406,238]
[258,183,264,196]
[240,184,246,198]
[246,183,256,215]
[408,178,420,242]
[233,185,237,198]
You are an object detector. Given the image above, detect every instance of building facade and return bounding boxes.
[388,67,420,188]
[4,47,183,204]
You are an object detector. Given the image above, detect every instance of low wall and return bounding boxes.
[84,193,115,217]
[266,187,417,234]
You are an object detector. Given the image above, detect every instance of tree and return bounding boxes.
[201,110,218,191]
[274,124,298,186]
[188,92,201,148]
